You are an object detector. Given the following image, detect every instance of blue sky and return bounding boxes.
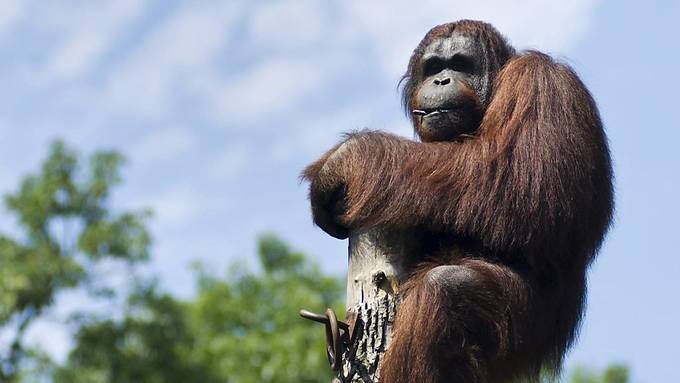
[0,0,679,381]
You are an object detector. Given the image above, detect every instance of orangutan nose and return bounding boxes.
[433,77,451,86]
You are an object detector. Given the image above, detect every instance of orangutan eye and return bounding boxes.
[423,57,444,77]
[450,55,473,73]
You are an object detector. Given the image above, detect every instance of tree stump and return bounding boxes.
[334,228,414,383]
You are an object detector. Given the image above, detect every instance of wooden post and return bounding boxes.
[334,228,414,383]
[299,141,417,382]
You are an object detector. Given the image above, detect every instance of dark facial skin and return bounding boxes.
[411,32,488,142]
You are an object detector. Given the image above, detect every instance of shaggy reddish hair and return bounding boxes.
[303,20,613,383]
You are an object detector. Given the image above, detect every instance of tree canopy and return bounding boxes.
[0,141,150,382]
[52,234,344,383]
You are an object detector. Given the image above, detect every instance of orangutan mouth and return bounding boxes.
[412,109,452,117]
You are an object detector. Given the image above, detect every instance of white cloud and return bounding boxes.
[22,0,601,130]
[46,32,114,81]
[130,126,198,165]
[0,0,26,35]
[271,100,414,162]
[207,144,249,182]
[339,0,601,78]
[40,0,147,82]
[271,102,373,161]
[248,0,327,50]
[143,186,204,227]
[102,1,244,119]
[204,0,602,157]
[210,57,336,126]
[131,184,230,232]
[206,0,601,127]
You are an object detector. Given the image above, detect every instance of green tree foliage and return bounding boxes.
[0,141,151,382]
[52,234,344,383]
[52,284,210,383]
[514,363,631,383]
[569,363,630,383]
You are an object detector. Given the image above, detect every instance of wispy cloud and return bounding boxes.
[211,0,601,130]
[209,57,340,126]
[37,0,147,82]
[337,0,600,78]
[0,0,26,35]
[100,1,243,119]
[140,185,206,228]
[248,0,328,50]
[131,126,198,165]
[13,0,601,130]
[206,144,249,182]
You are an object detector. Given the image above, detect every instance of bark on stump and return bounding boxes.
[334,229,413,383]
